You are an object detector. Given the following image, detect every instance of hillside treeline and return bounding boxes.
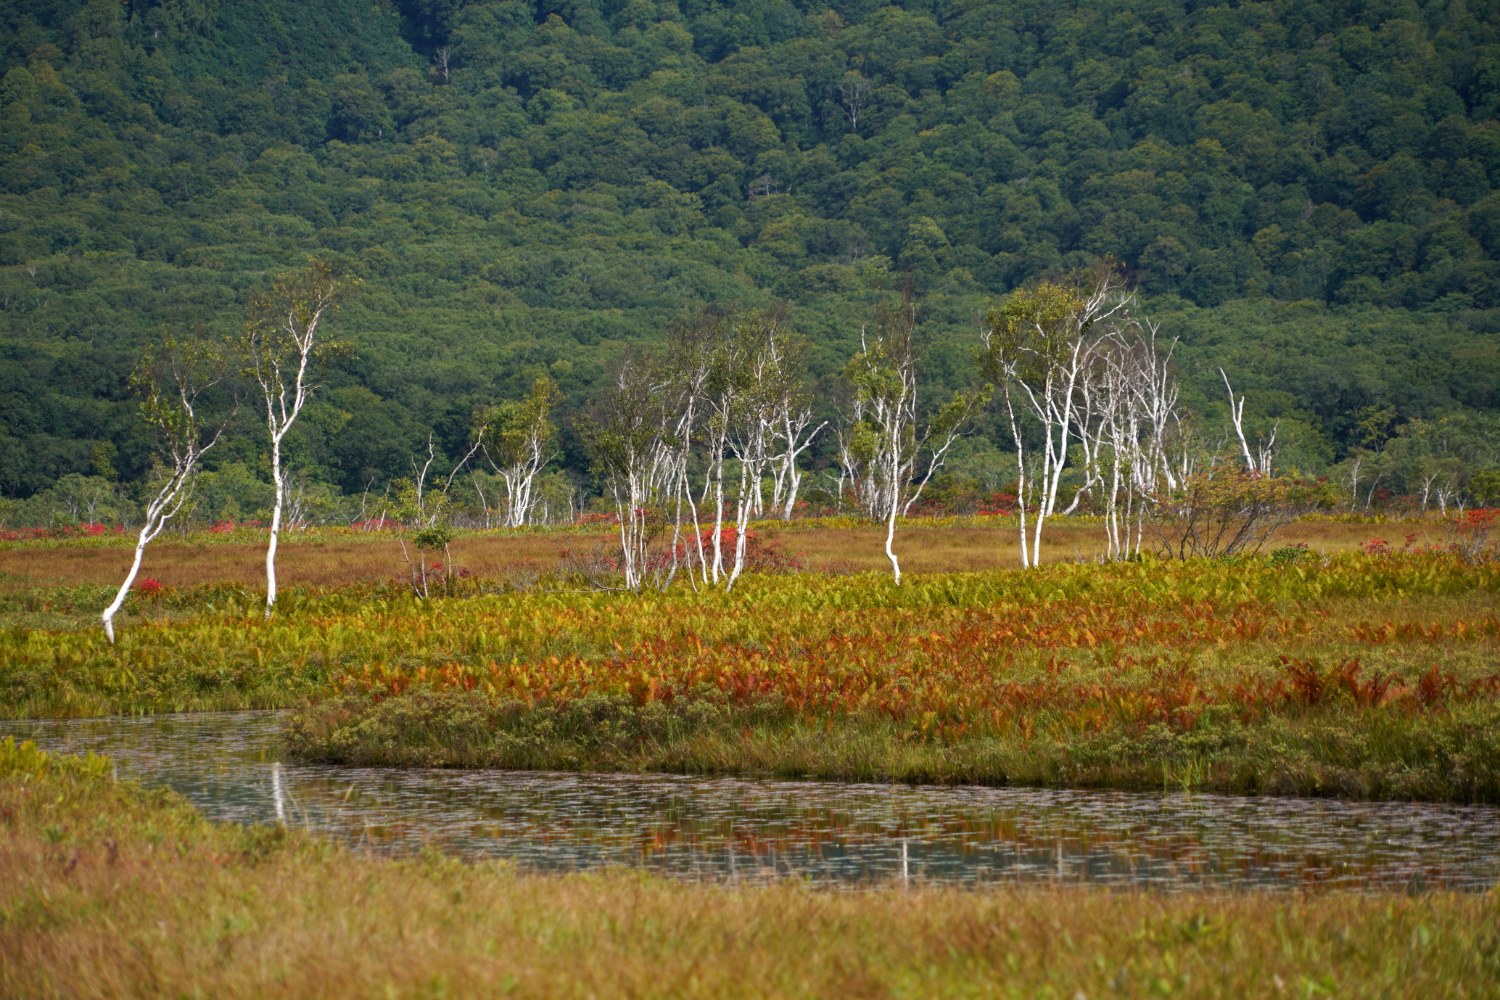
[2,0,1498,521]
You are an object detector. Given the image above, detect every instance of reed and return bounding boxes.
[3,738,1497,999]
[0,514,1407,592]
[5,538,1493,800]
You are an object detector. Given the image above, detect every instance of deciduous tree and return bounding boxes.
[243,259,349,618]
[473,375,561,528]
[102,333,233,644]
[982,263,1131,568]
[840,293,983,584]
[580,356,679,592]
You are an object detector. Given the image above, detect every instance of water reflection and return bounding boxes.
[6,712,1498,891]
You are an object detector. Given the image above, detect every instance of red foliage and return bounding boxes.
[691,525,800,573]
[1417,664,1457,707]
[0,523,124,542]
[977,492,1018,517]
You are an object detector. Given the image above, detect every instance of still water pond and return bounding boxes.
[6,711,1498,891]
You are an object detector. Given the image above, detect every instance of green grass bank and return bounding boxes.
[3,737,1498,998]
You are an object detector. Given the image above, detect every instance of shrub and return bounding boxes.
[1150,468,1335,559]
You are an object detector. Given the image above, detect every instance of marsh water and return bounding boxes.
[6,711,1498,891]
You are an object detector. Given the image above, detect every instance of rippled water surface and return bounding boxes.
[6,711,1498,890]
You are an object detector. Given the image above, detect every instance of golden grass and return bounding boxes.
[4,740,1498,999]
[0,515,1410,592]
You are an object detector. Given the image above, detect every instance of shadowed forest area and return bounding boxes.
[2,0,1499,531]
[4,7,1500,988]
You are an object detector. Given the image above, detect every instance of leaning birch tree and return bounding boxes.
[1221,368,1277,475]
[102,334,233,644]
[242,259,348,618]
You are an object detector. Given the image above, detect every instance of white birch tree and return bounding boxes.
[392,434,474,598]
[1075,322,1188,560]
[765,334,826,521]
[662,310,721,587]
[474,375,561,527]
[581,357,679,591]
[665,307,819,587]
[840,295,985,584]
[698,320,744,585]
[101,335,232,644]
[721,311,796,589]
[1221,368,1278,475]
[981,263,1130,568]
[243,259,348,618]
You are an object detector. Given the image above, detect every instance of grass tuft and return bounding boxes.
[4,737,1499,998]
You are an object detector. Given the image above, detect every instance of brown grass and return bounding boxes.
[0,516,1405,591]
[4,743,1498,999]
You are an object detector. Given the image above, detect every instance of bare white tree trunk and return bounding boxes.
[474,376,560,529]
[245,261,343,619]
[842,300,982,583]
[102,339,229,644]
[1002,389,1032,569]
[265,431,285,612]
[103,474,194,645]
[772,405,826,521]
[983,264,1132,568]
[885,411,903,585]
[585,360,678,592]
[1221,368,1277,476]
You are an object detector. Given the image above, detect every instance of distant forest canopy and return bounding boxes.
[2,0,1498,523]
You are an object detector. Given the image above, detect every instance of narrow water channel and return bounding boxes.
[6,711,1497,891]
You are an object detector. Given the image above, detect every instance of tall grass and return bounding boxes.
[0,515,1412,593]
[5,539,1494,800]
[3,738,1497,999]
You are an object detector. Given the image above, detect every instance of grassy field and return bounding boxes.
[2,517,1496,801]
[2,518,1497,996]
[283,552,1499,801]
[0,514,1422,593]
[4,737,1498,999]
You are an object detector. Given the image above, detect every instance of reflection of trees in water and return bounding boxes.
[4,712,1497,891]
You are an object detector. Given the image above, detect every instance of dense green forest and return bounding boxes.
[2,0,1498,524]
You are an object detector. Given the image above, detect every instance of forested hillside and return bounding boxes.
[2,0,1498,521]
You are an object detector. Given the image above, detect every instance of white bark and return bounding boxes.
[983,268,1132,567]
[102,474,191,645]
[842,307,979,583]
[1221,369,1276,476]
[590,361,679,592]
[102,346,228,644]
[246,263,340,618]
